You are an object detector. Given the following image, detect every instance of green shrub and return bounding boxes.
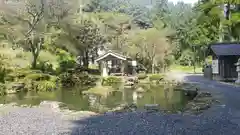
[24,76,59,92]
[149,74,164,81]
[36,80,58,91]
[57,60,76,73]
[102,76,122,86]
[137,73,148,80]
[75,66,101,75]
[0,55,11,83]
[60,71,96,87]
[36,61,55,73]
[5,69,42,81]
[24,80,37,91]
[56,49,76,74]
[22,72,59,91]
[24,73,51,81]
[49,75,59,82]
[0,83,6,96]
[0,68,6,83]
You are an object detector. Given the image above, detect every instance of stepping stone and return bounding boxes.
[144,104,159,112]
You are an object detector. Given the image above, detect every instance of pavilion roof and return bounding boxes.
[95,50,131,62]
[209,42,240,56]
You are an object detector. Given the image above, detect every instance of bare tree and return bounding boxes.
[22,0,45,69]
[1,0,45,68]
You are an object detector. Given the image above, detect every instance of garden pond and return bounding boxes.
[0,83,214,113]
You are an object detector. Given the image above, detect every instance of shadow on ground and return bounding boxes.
[72,108,240,135]
[70,109,240,135]
[69,74,240,135]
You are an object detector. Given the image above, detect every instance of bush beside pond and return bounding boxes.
[0,66,99,95]
[59,71,97,87]
[18,70,60,92]
[36,80,58,91]
[102,76,122,86]
[24,73,51,81]
[82,86,114,97]
[2,69,60,93]
[0,83,6,95]
[5,69,42,82]
[149,74,165,81]
[137,73,148,80]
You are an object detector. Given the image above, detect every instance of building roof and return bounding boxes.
[95,50,130,62]
[210,43,240,56]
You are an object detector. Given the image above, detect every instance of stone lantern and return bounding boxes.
[235,58,240,84]
[132,60,137,76]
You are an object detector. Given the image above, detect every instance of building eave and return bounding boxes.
[95,51,127,62]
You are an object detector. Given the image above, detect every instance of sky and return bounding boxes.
[169,0,199,4]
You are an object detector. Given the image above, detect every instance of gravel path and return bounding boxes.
[0,104,96,135]
[0,73,240,135]
[0,107,70,135]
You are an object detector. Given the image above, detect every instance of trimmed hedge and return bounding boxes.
[102,76,122,86]
[137,73,148,80]
[149,74,164,81]
[24,73,51,81]
[59,71,97,87]
[5,69,42,81]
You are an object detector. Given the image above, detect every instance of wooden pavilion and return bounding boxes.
[208,43,240,81]
[95,50,134,77]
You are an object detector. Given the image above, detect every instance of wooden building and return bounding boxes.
[95,50,134,77]
[208,43,240,81]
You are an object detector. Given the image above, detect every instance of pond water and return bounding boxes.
[0,84,191,113]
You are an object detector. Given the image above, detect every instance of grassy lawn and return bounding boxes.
[169,65,202,74]
[0,46,59,69]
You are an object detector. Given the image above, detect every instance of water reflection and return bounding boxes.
[87,84,188,112]
[0,84,189,113]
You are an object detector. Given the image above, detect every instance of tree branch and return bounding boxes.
[25,0,44,36]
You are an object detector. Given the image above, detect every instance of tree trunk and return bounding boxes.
[31,53,38,69]
[151,60,154,74]
[151,44,156,74]
[193,46,196,73]
[83,50,89,68]
[91,53,95,64]
[116,36,119,49]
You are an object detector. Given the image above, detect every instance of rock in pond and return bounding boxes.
[6,90,17,94]
[144,104,159,112]
[175,83,199,91]
[184,92,216,114]
[6,82,25,94]
[107,103,139,113]
[195,91,212,98]
[136,87,145,93]
[39,101,67,112]
[174,83,199,99]
[20,104,29,107]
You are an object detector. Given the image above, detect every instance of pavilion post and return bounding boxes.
[102,61,108,77]
[121,60,125,76]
